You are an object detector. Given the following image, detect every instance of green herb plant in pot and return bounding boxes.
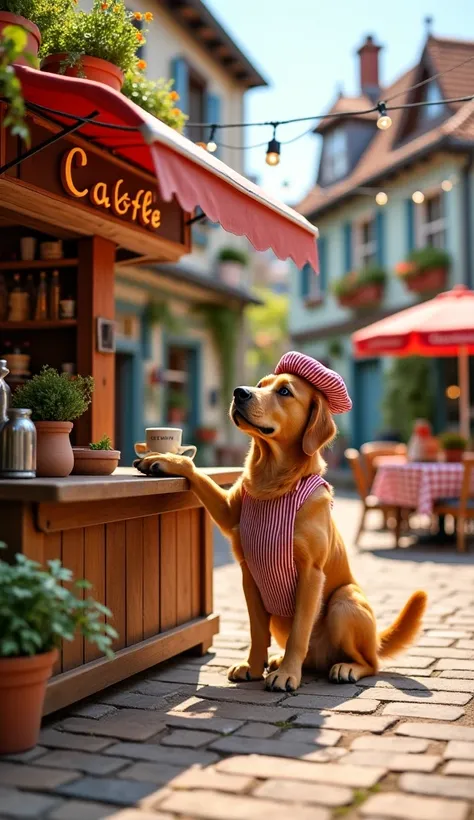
[439,431,468,463]
[12,365,94,477]
[40,0,149,91]
[0,547,117,754]
[0,0,42,65]
[167,389,188,424]
[72,434,121,475]
[217,246,249,288]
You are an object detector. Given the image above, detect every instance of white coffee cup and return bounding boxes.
[134,427,197,460]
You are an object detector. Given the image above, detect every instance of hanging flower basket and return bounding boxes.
[334,266,386,310]
[338,283,384,309]
[0,12,41,66]
[395,248,451,295]
[405,267,448,293]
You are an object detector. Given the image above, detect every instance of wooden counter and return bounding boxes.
[0,467,241,714]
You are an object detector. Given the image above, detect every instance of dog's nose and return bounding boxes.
[233,386,253,403]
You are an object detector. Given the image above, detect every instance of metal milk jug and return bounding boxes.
[0,359,10,432]
[0,408,37,478]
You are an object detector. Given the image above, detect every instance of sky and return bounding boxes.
[204,0,474,205]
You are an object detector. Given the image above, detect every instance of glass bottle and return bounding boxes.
[26,273,35,320]
[49,270,60,320]
[35,271,48,321]
[8,273,29,321]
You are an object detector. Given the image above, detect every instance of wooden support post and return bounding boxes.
[76,237,116,445]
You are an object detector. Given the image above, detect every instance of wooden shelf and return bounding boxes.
[0,259,78,271]
[0,320,77,330]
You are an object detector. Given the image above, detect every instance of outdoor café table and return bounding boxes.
[372,461,463,517]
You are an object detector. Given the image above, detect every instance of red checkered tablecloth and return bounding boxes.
[372,462,464,516]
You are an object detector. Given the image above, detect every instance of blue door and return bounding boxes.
[354,359,382,447]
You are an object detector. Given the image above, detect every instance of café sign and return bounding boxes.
[61,147,162,231]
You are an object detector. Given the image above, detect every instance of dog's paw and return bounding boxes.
[228,661,264,682]
[141,452,195,478]
[329,662,360,684]
[265,666,301,693]
[267,654,284,672]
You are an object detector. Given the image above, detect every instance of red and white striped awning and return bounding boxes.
[14,66,319,271]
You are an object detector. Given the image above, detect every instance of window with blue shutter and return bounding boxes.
[318,235,328,294]
[343,222,352,272]
[205,92,221,157]
[375,211,385,266]
[406,198,415,253]
[301,263,311,300]
[170,57,189,120]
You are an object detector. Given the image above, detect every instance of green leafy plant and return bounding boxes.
[0,25,29,141]
[122,73,187,132]
[0,548,117,658]
[328,338,343,359]
[439,431,467,451]
[43,0,149,74]
[89,434,113,450]
[194,303,240,409]
[0,0,35,17]
[382,357,434,442]
[12,365,94,421]
[332,265,386,298]
[408,247,451,273]
[217,247,249,266]
[143,299,182,332]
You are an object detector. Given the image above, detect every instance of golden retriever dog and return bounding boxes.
[142,367,427,692]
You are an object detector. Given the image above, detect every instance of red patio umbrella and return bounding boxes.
[352,285,474,438]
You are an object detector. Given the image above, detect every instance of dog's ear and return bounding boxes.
[302,395,337,456]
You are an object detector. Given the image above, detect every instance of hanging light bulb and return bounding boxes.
[441,179,453,192]
[376,102,392,131]
[375,191,388,206]
[206,125,217,154]
[412,190,425,204]
[266,124,281,166]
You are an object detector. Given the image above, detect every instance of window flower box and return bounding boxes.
[333,266,386,310]
[395,248,450,294]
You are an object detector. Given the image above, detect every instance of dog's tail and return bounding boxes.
[378,590,427,660]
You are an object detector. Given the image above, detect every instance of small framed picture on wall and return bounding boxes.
[96,317,116,353]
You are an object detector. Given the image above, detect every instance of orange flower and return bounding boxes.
[113,4,120,10]
[101,2,108,8]
[133,11,142,19]
[170,90,179,101]
[171,107,181,117]
[136,30,144,42]
[137,59,147,70]
[144,11,153,21]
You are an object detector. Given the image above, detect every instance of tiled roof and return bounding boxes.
[297,35,474,218]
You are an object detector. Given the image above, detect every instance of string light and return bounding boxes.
[376,102,392,131]
[375,191,388,206]
[446,385,461,400]
[206,125,217,153]
[441,179,453,192]
[265,125,281,166]
[412,190,425,204]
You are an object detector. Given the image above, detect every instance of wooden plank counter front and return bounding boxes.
[0,467,241,714]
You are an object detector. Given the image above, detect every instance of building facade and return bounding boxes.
[292,33,474,448]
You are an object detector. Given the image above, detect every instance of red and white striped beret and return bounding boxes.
[274,351,352,414]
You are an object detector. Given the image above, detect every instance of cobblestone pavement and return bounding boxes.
[2,495,474,820]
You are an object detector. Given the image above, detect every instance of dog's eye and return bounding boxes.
[257,382,263,388]
[277,386,292,397]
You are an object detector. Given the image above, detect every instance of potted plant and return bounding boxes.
[122,74,187,132]
[333,265,386,309]
[395,248,451,293]
[12,365,94,477]
[0,0,41,65]
[40,0,150,91]
[72,434,120,476]
[167,389,188,424]
[438,431,468,463]
[217,247,249,288]
[196,425,218,444]
[0,548,116,754]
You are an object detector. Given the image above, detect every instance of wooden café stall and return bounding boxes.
[0,66,319,713]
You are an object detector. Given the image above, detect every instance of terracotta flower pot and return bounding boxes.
[35,421,74,477]
[339,284,384,309]
[0,649,57,754]
[443,448,465,463]
[196,429,218,444]
[406,267,447,293]
[0,12,41,67]
[169,408,186,424]
[72,447,120,476]
[40,54,124,92]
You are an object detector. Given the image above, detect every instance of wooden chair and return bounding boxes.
[434,453,474,553]
[360,441,408,485]
[345,448,403,548]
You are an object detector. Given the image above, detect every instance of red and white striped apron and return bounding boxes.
[240,475,332,617]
